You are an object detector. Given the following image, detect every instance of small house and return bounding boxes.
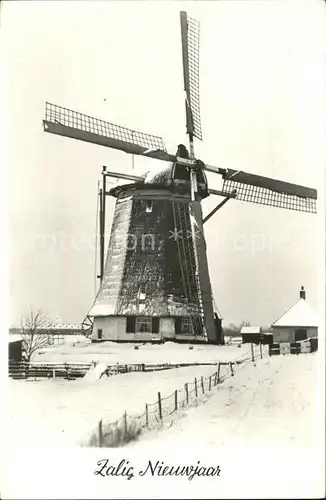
[8,337,23,363]
[241,326,261,344]
[272,286,318,343]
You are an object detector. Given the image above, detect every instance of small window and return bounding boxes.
[97,329,103,340]
[180,317,193,335]
[142,234,155,251]
[138,282,147,300]
[136,317,152,333]
[146,200,153,213]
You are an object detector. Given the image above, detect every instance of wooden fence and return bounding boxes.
[8,356,256,381]
[8,361,92,380]
[269,338,318,356]
[90,346,261,447]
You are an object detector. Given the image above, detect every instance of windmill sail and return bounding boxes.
[42,102,317,213]
[221,169,317,213]
[43,102,167,157]
[180,12,202,140]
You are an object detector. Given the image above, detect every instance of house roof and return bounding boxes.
[8,334,23,343]
[272,298,319,328]
[241,326,261,334]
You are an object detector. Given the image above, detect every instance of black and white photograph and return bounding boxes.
[1,0,325,498]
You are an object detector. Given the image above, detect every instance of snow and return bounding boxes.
[240,326,261,334]
[8,346,318,453]
[5,349,324,499]
[33,338,251,364]
[272,298,319,327]
[83,362,108,381]
[130,353,320,452]
[8,362,234,449]
[8,333,24,342]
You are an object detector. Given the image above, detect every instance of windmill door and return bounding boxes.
[295,329,307,342]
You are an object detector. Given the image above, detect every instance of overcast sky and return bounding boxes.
[3,0,325,327]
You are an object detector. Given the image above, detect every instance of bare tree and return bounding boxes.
[240,319,251,328]
[21,308,52,362]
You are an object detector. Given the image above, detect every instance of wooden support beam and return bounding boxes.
[100,167,106,281]
[203,190,237,223]
[103,170,142,182]
[208,188,237,197]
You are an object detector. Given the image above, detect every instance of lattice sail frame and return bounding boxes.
[44,102,167,152]
[180,12,202,141]
[222,178,317,213]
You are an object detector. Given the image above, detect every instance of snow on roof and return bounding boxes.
[88,303,115,317]
[272,298,319,328]
[8,334,23,343]
[241,326,261,334]
[143,165,172,185]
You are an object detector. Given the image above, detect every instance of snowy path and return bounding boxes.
[132,354,319,451]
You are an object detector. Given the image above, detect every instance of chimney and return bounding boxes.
[300,286,306,300]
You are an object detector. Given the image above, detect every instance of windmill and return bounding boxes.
[43,12,317,345]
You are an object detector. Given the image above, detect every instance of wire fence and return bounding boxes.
[90,344,263,447]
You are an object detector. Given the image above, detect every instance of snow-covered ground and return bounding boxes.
[33,337,249,365]
[8,346,317,452]
[8,362,234,448]
[130,353,320,451]
[7,341,261,450]
[4,350,324,499]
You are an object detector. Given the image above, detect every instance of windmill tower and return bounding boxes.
[87,150,218,343]
[43,12,317,344]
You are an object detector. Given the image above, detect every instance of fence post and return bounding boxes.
[230,362,234,376]
[201,376,205,394]
[185,383,189,405]
[251,343,255,363]
[98,419,103,447]
[174,390,178,411]
[123,411,128,438]
[214,371,218,386]
[209,375,212,391]
[158,392,162,420]
[52,368,55,379]
[260,342,263,359]
[194,378,198,397]
[145,403,149,428]
[217,363,221,383]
